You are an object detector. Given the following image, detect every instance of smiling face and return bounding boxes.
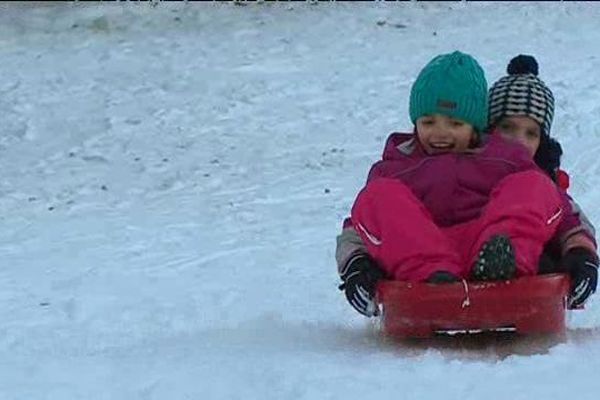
[494,115,541,157]
[415,114,477,154]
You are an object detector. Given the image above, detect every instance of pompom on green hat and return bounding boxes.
[409,51,489,134]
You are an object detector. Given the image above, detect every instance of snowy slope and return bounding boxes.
[2,2,600,399]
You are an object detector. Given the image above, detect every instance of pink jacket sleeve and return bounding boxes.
[553,190,597,254]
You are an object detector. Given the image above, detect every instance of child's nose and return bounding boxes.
[515,133,528,145]
[432,126,452,139]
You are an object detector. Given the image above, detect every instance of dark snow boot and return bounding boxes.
[471,235,516,281]
[426,271,460,284]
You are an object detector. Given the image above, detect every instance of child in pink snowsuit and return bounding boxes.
[351,133,561,282]
[337,51,581,317]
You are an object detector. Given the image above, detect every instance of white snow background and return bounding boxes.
[2,1,600,399]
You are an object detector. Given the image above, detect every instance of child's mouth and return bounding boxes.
[429,142,454,150]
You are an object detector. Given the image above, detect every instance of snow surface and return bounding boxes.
[2,1,600,399]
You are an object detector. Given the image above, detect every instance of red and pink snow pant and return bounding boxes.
[350,171,563,282]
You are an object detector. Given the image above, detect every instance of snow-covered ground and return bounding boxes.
[2,2,600,399]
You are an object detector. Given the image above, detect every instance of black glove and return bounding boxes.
[534,135,563,182]
[562,248,598,308]
[338,255,385,317]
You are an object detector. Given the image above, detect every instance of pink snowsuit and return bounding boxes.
[349,132,567,282]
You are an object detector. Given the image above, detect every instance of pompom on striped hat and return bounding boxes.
[488,55,555,136]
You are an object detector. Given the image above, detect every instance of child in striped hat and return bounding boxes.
[488,55,598,308]
[489,55,560,182]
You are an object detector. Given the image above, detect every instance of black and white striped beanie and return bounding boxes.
[488,55,555,136]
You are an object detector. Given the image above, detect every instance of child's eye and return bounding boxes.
[527,130,540,139]
[421,119,434,125]
[498,122,515,134]
[451,120,465,127]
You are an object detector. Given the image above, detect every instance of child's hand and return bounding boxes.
[338,255,385,317]
[562,248,598,308]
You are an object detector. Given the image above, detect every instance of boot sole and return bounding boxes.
[472,235,516,281]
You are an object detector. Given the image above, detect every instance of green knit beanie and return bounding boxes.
[409,51,489,134]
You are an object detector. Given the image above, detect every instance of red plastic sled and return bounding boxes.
[376,274,571,339]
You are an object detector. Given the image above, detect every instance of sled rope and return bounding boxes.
[461,279,471,308]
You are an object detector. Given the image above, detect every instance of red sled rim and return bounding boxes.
[376,274,571,339]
